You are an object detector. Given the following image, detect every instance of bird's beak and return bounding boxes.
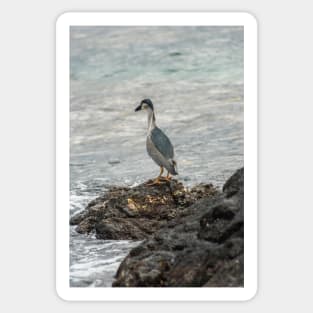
[135,104,142,112]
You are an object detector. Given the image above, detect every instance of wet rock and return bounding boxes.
[113,168,244,287]
[223,167,244,198]
[70,178,218,240]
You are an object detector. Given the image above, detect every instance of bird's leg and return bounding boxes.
[159,170,173,182]
[158,166,164,178]
[146,166,165,185]
[165,171,172,181]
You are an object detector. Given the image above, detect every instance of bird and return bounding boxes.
[135,98,178,185]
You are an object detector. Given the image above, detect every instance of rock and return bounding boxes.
[113,168,244,287]
[70,178,219,241]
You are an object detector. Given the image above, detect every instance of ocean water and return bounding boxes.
[70,26,244,287]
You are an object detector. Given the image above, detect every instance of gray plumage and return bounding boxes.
[150,127,174,159]
[135,99,178,176]
[147,127,177,175]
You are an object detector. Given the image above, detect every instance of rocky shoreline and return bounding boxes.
[70,168,244,287]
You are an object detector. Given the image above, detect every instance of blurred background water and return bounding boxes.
[69,26,243,287]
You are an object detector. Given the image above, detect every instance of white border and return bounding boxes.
[56,12,257,301]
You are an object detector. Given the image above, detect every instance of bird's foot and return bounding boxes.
[159,175,172,182]
[146,177,166,186]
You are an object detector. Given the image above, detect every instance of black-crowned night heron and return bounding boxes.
[135,99,178,185]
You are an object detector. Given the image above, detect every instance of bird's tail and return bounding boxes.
[169,159,178,175]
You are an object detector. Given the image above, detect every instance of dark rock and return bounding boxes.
[223,167,244,198]
[95,218,161,240]
[70,178,219,240]
[113,168,244,287]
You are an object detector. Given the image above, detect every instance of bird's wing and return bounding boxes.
[150,127,174,160]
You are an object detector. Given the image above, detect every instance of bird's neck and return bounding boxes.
[147,109,156,132]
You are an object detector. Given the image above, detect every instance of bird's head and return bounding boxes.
[135,99,154,112]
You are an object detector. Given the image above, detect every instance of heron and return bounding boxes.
[135,99,178,185]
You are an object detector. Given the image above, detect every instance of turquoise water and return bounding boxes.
[70,26,243,287]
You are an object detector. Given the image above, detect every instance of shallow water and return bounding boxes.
[70,26,244,287]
